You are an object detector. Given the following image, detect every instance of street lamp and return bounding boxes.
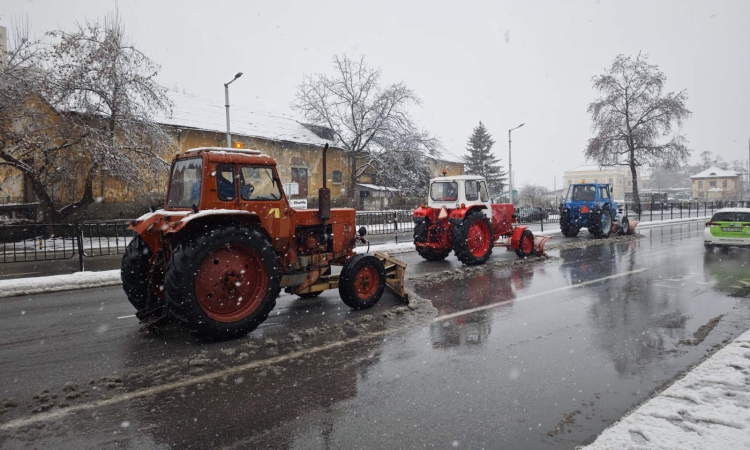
[224,72,243,148]
[508,123,525,204]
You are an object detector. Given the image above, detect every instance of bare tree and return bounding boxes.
[369,128,441,196]
[0,11,171,222]
[519,183,549,207]
[293,55,439,198]
[585,54,691,213]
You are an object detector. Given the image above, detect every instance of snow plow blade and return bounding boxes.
[374,251,408,302]
[533,235,550,256]
[627,220,640,235]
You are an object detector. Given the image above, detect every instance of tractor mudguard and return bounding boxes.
[510,225,529,249]
[449,205,487,221]
[413,205,437,222]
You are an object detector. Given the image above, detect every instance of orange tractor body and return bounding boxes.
[122,146,406,339]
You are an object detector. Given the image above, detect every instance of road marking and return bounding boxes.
[0,266,648,431]
[117,315,136,319]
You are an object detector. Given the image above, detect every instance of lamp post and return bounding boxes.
[224,72,243,148]
[508,123,525,204]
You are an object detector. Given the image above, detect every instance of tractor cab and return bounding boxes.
[427,175,492,211]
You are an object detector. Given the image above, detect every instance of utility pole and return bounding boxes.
[224,72,243,148]
[508,123,525,204]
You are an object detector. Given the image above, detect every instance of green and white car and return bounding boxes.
[704,208,750,250]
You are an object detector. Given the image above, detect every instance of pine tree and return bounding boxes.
[462,121,506,196]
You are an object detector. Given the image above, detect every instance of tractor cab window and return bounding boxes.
[240,166,281,201]
[465,181,479,201]
[479,181,489,202]
[430,182,458,202]
[568,184,596,202]
[167,157,203,208]
[215,164,235,201]
[599,186,610,200]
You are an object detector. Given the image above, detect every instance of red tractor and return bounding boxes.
[122,145,406,340]
[413,175,548,265]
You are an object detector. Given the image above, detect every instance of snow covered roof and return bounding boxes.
[566,164,624,173]
[156,92,335,147]
[690,166,740,179]
[429,175,487,182]
[356,183,398,192]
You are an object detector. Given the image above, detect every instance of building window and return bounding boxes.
[568,180,572,186]
[709,181,717,188]
[723,180,728,188]
[291,167,308,197]
[698,180,703,189]
[332,170,343,184]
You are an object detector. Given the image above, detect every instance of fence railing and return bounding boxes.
[0,220,135,269]
[356,210,415,235]
[515,201,750,225]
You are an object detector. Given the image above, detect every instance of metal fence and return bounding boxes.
[356,210,415,235]
[0,220,135,269]
[515,201,750,225]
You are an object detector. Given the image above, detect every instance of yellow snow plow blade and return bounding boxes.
[374,252,408,302]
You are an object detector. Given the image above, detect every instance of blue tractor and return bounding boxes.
[559,183,631,238]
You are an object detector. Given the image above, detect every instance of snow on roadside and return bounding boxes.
[0,270,122,298]
[582,328,750,450]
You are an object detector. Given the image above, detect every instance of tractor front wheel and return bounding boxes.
[416,246,452,261]
[164,226,280,340]
[560,211,580,237]
[515,229,535,258]
[452,213,494,265]
[339,254,386,310]
[121,235,152,312]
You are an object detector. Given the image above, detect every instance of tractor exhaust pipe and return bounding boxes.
[319,144,331,221]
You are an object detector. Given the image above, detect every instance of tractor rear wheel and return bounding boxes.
[121,235,152,312]
[452,212,494,265]
[164,226,280,340]
[339,254,386,310]
[589,209,612,239]
[560,212,580,237]
[515,229,535,258]
[416,246,452,261]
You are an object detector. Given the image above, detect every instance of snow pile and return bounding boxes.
[0,270,122,298]
[583,329,750,450]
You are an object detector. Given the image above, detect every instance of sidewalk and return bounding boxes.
[582,328,750,449]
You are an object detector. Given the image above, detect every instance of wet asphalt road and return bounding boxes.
[1,222,750,449]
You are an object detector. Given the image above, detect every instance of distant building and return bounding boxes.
[690,167,741,200]
[562,165,642,202]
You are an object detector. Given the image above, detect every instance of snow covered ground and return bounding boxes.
[0,270,122,298]
[583,328,750,450]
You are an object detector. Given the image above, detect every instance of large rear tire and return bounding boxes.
[589,209,612,239]
[560,211,580,237]
[339,254,386,310]
[164,226,280,340]
[121,235,151,312]
[452,212,494,266]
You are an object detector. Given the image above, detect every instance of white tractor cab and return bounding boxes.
[427,175,493,213]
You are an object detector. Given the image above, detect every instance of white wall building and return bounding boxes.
[562,165,642,202]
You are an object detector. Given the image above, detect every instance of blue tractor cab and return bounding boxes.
[559,183,628,238]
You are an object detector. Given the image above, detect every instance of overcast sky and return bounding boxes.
[4,0,749,189]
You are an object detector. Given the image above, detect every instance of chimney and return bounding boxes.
[0,26,7,68]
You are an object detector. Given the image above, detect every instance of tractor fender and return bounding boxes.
[165,210,264,239]
[449,205,487,221]
[509,225,529,249]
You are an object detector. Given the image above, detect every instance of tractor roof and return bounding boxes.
[178,147,276,166]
